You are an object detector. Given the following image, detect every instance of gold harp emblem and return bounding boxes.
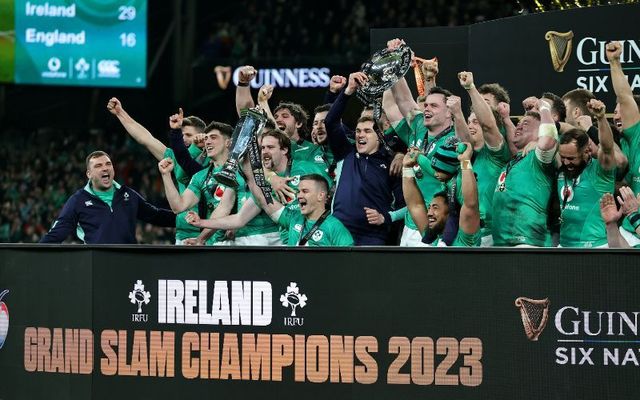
[214,66,232,90]
[515,297,550,341]
[545,31,574,72]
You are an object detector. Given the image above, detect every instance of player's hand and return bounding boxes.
[537,98,552,111]
[421,58,439,80]
[497,102,511,119]
[522,96,539,112]
[605,41,622,62]
[386,38,404,51]
[345,72,368,96]
[106,97,123,115]
[457,71,474,89]
[402,147,421,168]
[193,133,206,148]
[364,207,385,225]
[329,75,347,93]
[575,115,593,131]
[238,65,257,84]
[185,211,202,227]
[587,99,606,119]
[600,193,622,224]
[521,140,538,156]
[258,84,274,103]
[269,175,297,204]
[617,186,640,216]
[169,108,183,130]
[158,158,174,175]
[457,142,473,162]
[446,95,462,115]
[389,152,404,177]
[183,237,204,246]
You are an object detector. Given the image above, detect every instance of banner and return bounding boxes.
[371,4,640,111]
[1,246,640,399]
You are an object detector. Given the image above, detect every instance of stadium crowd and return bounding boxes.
[25,36,640,248]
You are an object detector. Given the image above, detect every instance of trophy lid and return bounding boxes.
[357,44,412,100]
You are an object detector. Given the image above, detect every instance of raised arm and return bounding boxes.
[457,144,480,235]
[186,197,261,230]
[107,97,166,161]
[606,41,640,130]
[536,99,559,158]
[158,158,199,213]
[323,75,347,105]
[382,89,404,124]
[257,84,276,125]
[446,95,473,145]
[497,102,518,155]
[235,66,257,117]
[387,39,420,118]
[401,149,429,234]
[325,73,364,160]
[586,99,616,171]
[459,72,503,149]
[167,108,205,177]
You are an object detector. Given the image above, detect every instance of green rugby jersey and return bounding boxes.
[187,165,228,244]
[164,148,203,240]
[234,172,279,238]
[557,159,614,247]
[431,229,480,247]
[492,151,556,246]
[474,143,511,238]
[620,122,640,238]
[277,208,353,246]
[291,139,328,169]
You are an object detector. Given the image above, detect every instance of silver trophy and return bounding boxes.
[214,107,267,188]
[357,43,413,119]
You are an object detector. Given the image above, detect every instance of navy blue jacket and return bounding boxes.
[326,89,400,244]
[40,183,175,244]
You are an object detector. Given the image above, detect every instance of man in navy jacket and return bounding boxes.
[40,151,175,244]
[325,72,401,245]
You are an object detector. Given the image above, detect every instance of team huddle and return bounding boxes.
[41,40,640,248]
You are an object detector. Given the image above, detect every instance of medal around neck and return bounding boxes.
[214,107,267,188]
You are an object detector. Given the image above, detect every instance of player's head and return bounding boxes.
[85,151,115,192]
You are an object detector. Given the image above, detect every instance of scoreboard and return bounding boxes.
[1,0,147,87]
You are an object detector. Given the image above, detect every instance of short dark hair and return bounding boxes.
[274,101,309,136]
[477,83,511,104]
[432,191,449,206]
[204,121,233,138]
[261,129,292,160]
[182,116,206,133]
[300,173,329,193]
[560,128,590,151]
[541,92,567,122]
[85,151,110,170]
[427,86,453,98]
[562,89,596,115]
[314,104,331,114]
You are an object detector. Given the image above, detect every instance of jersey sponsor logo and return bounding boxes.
[498,171,507,185]
[312,230,324,242]
[562,184,575,203]
[214,186,225,201]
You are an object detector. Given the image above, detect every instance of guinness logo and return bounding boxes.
[214,66,232,90]
[545,30,574,72]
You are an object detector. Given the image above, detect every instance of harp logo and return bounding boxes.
[515,297,550,341]
[214,66,232,90]
[545,31,574,72]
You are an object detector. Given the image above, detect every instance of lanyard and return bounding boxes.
[422,125,454,154]
[298,211,330,246]
[498,153,525,191]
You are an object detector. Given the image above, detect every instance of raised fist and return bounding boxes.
[497,102,511,119]
[446,95,462,114]
[185,211,201,227]
[586,98,606,119]
[457,71,474,89]
[106,97,123,115]
[169,107,184,129]
[575,115,593,131]
[522,96,539,112]
[258,84,274,103]
[457,141,473,162]
[605,41,622,62]
[537,98,552,111]
[329,75,347,93]
[238,65,257,84]
[193,133,206,148]
[421,58,439,80]
[158,157,174,175]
